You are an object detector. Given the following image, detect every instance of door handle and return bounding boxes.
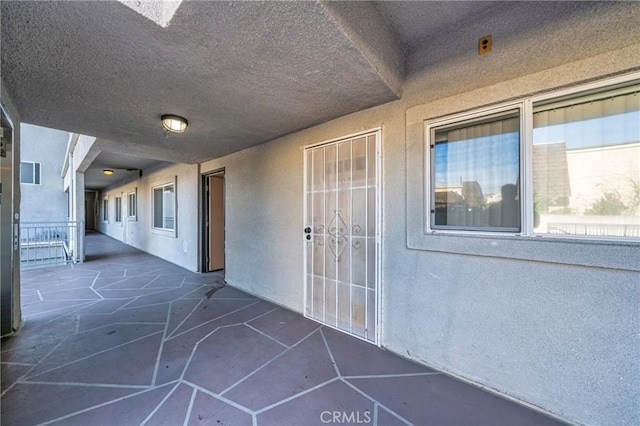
[304,227,312,234]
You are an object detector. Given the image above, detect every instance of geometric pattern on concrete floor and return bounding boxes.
[1,233,564,425]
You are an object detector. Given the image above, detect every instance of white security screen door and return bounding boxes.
[304,130,381,344]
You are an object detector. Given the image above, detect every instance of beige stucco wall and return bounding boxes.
[566,143,640,213]
[201,44,640,424]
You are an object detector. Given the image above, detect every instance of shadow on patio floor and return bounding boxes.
[1,233,563,425]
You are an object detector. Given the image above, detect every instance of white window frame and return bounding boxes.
[526,78,640,242]
[114,196,122,224]
[426,103,525,236]
[406,72,639,272]
[425,77,639,243]
[128,189,137,220]
[20,161,41,185]
[151,178,177,237]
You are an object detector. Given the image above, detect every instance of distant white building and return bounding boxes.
[19,123,69,223]
[19,124,77,266]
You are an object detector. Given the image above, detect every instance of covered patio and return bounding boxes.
[1,233,560,425]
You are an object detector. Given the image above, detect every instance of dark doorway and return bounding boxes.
[85,190,96,231]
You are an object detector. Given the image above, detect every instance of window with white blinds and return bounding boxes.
[426,79,639,240]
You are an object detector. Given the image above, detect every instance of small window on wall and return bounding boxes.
[20,161,41,185]
[102,198,108,222]
[532,83,640,238]
[429,108,521,232]
[115,196,122,223]
[152,180,176,235]
[128,190,137,219]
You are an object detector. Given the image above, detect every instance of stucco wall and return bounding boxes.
[97,162,199,272]
[73,134,99,172]
[19,124,69,223]
[201,44,640,424]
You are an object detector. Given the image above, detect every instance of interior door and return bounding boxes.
[304,130,380,343]
[208,174,225,271]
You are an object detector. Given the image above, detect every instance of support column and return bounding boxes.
[1,101,21,336]
[71,169,85,263]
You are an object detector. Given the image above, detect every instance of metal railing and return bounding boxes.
[547,222,640,238]
[20,221,84,268]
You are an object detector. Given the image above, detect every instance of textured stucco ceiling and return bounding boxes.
[1,1,402,164]
[374,1,497,47]
[84,151,172,190]
[2,0,640,175]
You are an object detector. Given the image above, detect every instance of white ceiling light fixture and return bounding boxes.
[161,114,188,133]
[103,169,114,176]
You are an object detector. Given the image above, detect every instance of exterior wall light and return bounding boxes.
[161,114,188,133]
[103,169,114,176]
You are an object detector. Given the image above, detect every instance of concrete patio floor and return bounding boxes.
[1,233,562,425]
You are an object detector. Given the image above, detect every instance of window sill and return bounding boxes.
[152,227,176,238]
[408,230,639,272]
